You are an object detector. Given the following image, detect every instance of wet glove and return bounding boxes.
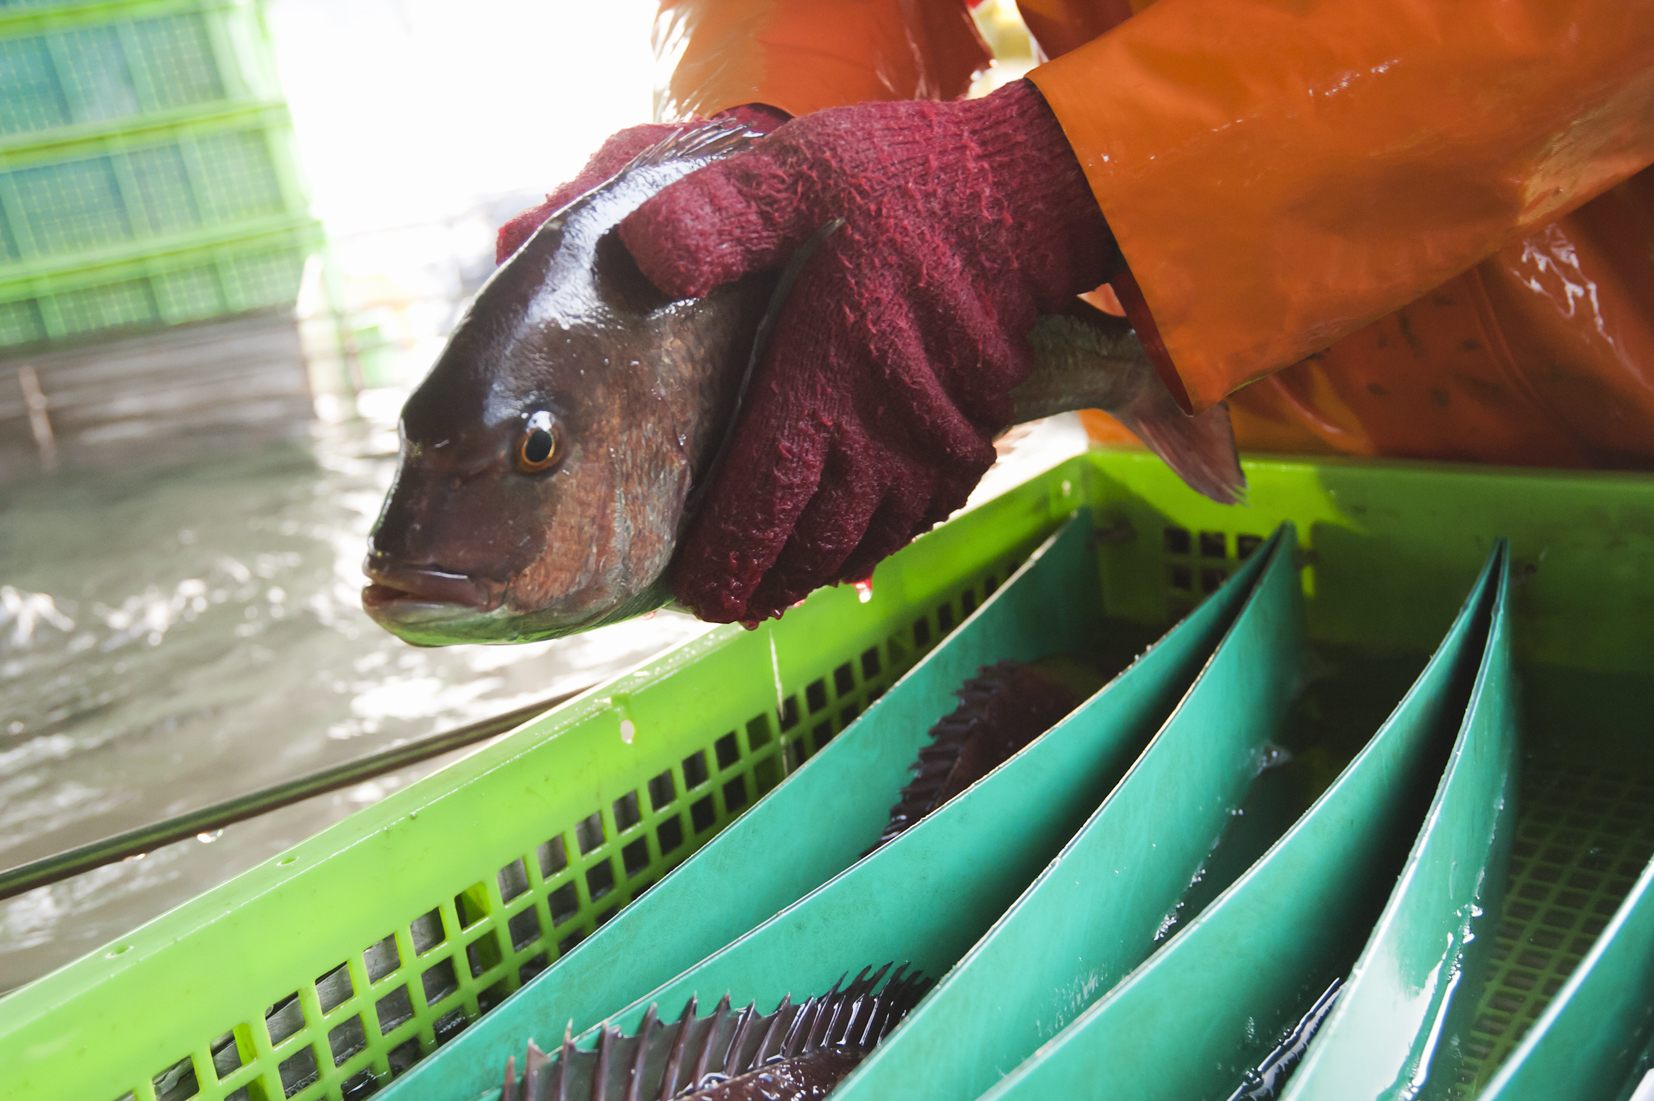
[618,79,1118,623]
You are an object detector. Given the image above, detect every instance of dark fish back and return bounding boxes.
[868,659,1092,854]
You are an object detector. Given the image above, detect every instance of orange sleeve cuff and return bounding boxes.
[1029,0,1654,411]
[654,0,991,120]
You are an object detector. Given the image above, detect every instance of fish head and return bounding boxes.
[362,120,771,646]
[362,218,712,646]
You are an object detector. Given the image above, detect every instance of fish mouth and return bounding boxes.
[362,555,506,615]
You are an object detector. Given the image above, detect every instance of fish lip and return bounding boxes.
[361,555,505,613]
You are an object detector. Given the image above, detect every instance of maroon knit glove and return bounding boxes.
[495,106,791,263]
[619,80,1116,623]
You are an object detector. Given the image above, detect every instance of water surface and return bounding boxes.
[0,416,709,991]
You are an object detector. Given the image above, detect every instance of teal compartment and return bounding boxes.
[385,511,1116,1101]
[537,524,1292,1098]
[1285,543,1519,1099]
[820,522,1304,1101]
[1479,851,1654,1100]
[977,542,1505,1101]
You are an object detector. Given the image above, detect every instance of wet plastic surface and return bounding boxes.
[978,541,1507,1101]
[1285,544,1518,1098]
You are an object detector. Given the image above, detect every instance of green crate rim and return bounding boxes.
[0,102,296,164]
[0,215,322,295]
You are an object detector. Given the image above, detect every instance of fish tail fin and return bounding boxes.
[1111,382,1248,506]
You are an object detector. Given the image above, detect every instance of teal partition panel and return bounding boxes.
[1285,543,1518,1099]
[543,526,1292,1101]
[388,513,1107,1100]
[825,523,1305,1101]
[978,543,1505,1101]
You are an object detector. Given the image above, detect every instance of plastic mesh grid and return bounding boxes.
[128,144,202,235]
[218,246,304,312]
[1159,522,1269,621]
[194,130,286,224]
[98,555,1030,1101]
[54,25,140,125]
[1,126,286,262]
[0,208,18,262]
[1453,760,1654,1095]
[0,297,43,344]
[0,13,222,138]
[0,36,70,134]
[12,154,133,253]
[0,241,308,346]
[0,1,307,349]
[126,14,224,110]
[54,276,157,336]
[153,263,224,322]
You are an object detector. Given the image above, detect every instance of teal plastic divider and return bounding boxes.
[827,522,1303,1101]
[977,542,1504,1101]
[1285,542,1518,1100]
[563,525,1292,1082]
[386,511,1104,1101]
[1479,850,1654,1100]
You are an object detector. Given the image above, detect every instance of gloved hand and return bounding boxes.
[495,105,790,262]
[618,79,1118,623]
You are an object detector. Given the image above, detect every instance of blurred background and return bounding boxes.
[0,0,1063,991]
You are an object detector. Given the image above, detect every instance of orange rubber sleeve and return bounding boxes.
[1029,0,1654,410]
[653,0,991,120]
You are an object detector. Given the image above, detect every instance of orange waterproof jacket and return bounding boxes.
[654,0,1654,469]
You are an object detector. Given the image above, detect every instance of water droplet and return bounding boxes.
[197,829,223,843]
[123,852,147,862]
[854,580,874,603]
[619,719,636,744]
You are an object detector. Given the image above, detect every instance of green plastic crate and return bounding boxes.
[0,0,320,347]
[2,449,1653,1101]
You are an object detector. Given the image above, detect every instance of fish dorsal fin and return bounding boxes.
[623,118,756,176]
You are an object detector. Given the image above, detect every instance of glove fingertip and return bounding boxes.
[620,155,803,298]
[618,198,721,299]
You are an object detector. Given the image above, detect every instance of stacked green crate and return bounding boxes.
[0,0,321,348]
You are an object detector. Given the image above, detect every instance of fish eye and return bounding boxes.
[516,410,561,473]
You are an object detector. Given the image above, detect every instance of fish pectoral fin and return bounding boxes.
[1112,381,1247,506]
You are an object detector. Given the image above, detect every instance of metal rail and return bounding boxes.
[0,685,591,901]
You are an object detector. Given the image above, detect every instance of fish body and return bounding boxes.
[501,964,929,1101]
[869,657,1099,853]
[364,124,1242,647]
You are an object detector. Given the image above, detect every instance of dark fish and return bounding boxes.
[869,657,1101,853]
[1222,978,1343,1101]
[363,123,1243,646]
[501,964,930,1101]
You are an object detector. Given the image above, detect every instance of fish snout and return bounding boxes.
[361,552,505,613]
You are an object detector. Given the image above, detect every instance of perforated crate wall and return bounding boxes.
[0,3,273,139]
[106,552,1034,1101]
[1156,521,1271,620]
[0,0,318,347]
